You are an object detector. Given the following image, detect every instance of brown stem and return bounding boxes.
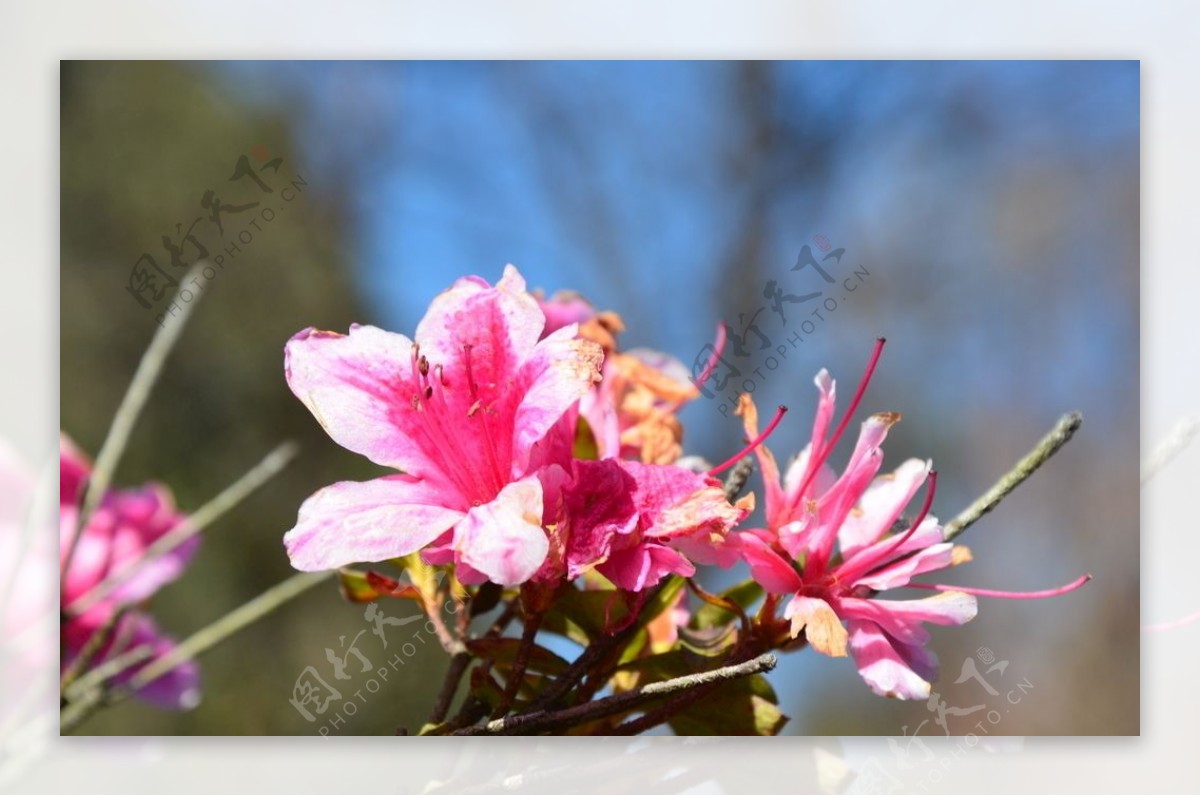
[492,610,542,717]
[453,652,777,736]
[428,651,471,725]
[526,583,667,713]
[441,601,519,732]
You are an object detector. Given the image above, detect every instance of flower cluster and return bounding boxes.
[283,266,749,590]
[283,265,1088,707]
[60,436,201,709]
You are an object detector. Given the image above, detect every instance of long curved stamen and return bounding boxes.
[694,321,728,394]
[709,405,788,476]
[907,573,1092,599]
[825,337,887,458]
[667,320,730,415]
[791,338,886,508]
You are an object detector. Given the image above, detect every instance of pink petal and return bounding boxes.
[64,483,196,608]
[510,326,603,476]
[851,541,959,591]
[284,475,465,572]
[836,516,946,585]
[598,541,695,592]
[837,458,930,557]
[285,325,439,475]
[800,413,896,565]
[847,619,937,700]
[455,476,549,586]
[837,592,978,646]
[671,526,742,568]
[767,371,839,531]
[413,264,544,395]
[560,459,638,578]
[578,375,622,459]
[538,292,598,337]
[735,532,803,594]
[621,461,745,541]
[806,369,838,468]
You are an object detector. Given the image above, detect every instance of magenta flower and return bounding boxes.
[542,458,749,591]
[735,341,1089,699]
[283,266,604,586]
[60,435,201,710]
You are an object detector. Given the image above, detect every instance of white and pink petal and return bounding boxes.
[284,474,465,572]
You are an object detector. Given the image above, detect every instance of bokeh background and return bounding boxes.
[59,60,1138,736]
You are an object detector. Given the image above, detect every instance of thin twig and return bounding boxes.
[442,602,519,731]
[1141,415,1200,485]
[125,571,331,694]
[943,412,1083,542]
[66,441,300,617]
[525,585,664,714]
[453,652,777,736]
[63,262,208,578]
[74,571,332,721]
[425,596,466,657]
[61,573,330,733]
[62,644,155,704]
[59,605,134,693]
[492,611,542,717]
[59,683,108,734]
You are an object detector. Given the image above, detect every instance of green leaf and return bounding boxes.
[667,673,787,736]
[541,588,624,645]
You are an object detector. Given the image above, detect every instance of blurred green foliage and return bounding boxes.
[61,62,448,734]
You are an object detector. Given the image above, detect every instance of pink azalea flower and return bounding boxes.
[283,265,604,586]
[537,291,699,466]
[60,435,201,709]
[537,291,601,339]
[540,458,750,591]
[735,341,1089,699]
